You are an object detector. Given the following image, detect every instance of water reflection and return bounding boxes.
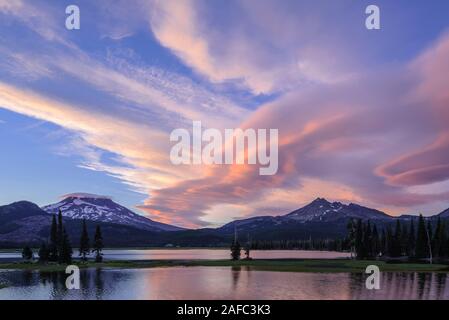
[0,268,448,300]
[0,249,351,262]
[350,272,449,300]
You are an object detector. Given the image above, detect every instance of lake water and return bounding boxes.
[1,249,446,300]
[0,249,351,261]
[0,267,448,300]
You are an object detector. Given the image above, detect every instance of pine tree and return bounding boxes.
[22,246,33,261]
[60,228,73,264]
[443,226,449,258]
[391,220,402,257]
[427,220,433,263]
[57,210,64,263]
[355,219,364,259]
[407,219,416,257]
[347,219,356,259]
[243,234,252,260]
[372,224,379,257]
[415,214,428,259]
[49,215,58,261]
[38,242,49,263]
[380,229,387,256]
[79,219,90,262]
[427,221,433,244]
[386,227,394,257]
[363,221,372,258]
[92,225,104,262]
[433,217,442,258]
[400,222,409,255]
[439,221,448,258]
[230,240,241,260]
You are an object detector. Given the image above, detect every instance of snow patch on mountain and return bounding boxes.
[42,195,184,232]
[60,193,112,200]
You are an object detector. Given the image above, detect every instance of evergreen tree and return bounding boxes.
[372,224,379,257]
[386,227,394,257]
[79,219,90,261]
[355,219,364,259]
[380,229,387,256]
[439,221,448,258]
[407,219,416,257]
[427,221,433,244]
[415,214,428,259]
[445,226,449,258]
[49,215,58,261]
[38,242,49,263]
[363,221,372,258]
[92,225,104,262]
[60,228,73,264]
[433,217,443,258]
[391,220,402,257]
[230,240,241,260]
[243,234,252,260]
[57,210,64,263]
[22,246,33,261]
[400,222,409,256]
[347,219,356,259]
[427,220,433,263]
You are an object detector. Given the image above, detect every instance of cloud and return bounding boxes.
[60,193,112,200]
[1,1,449,227]
[138,32,449,225]
[0,81,174,193]
[148,0,355,94]
[0,1,248,226]
[376,32,449,188]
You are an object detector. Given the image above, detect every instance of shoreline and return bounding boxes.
[1,259,448,273]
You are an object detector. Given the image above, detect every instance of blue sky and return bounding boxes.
[1,0,449,227]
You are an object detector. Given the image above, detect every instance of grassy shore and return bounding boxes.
[0,259,448,273]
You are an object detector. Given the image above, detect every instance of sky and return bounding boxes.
[1,0,449,228]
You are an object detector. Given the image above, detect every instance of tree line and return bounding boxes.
[347,215,449,261]
[249,238,346,251]
[22,210,104,264]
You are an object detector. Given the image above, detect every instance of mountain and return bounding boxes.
[217,198,394,240]
[0,201,48,223]
[0,200,184,248]
[438,208,449,218]
[1,196,448,248]
[0,201,52,245]
[42,193,183,232]
[285,198,391,222]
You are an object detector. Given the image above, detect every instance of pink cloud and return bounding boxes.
[140,32,449,226]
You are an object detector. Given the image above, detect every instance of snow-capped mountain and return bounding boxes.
[218,198,392,237]
[42,193,183,232]
[285,197,390,222]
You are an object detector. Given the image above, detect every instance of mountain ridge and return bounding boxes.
[1,196,448,247]
[42,194,184,232]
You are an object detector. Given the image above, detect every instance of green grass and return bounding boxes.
[1,259,448,273]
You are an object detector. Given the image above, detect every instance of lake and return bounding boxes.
[0,267,448,300]
[1,249,446,300]
[0,249,351,261]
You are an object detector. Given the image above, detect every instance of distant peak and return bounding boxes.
[60,193,112,200]
[311,197,329,204]
[9,200,41,208]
